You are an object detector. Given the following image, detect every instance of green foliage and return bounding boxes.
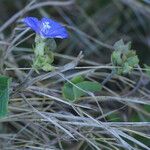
[34,34,46,56]
[70,75,84,84]
[111,39,139,74]
[62,82,74,100]
[33,34,56,72]
[113,39,131,52]
[0,75,11,118]
[62,76,102,101]
[45,39,57,51]
[33,51,54,72]
[73,81,101,99]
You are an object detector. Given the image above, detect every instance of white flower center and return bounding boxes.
[43,22,51,29]
[41,22,51,34]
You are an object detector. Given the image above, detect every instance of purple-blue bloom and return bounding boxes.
[23,17,68,39]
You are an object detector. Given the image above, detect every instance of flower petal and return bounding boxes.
[47,27,68,39]
[23,17,40,33]
[39,17,68,39]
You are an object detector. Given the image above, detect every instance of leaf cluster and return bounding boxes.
[111,39,139,74]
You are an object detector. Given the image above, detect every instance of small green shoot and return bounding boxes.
[111,39,139,74]
[33,34,56,72]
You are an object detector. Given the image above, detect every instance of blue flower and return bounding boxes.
[23,17,68,39]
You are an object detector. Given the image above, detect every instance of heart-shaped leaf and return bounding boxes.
[62,76,101,101]
[73,81,102,100]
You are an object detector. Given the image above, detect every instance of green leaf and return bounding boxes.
[122,62,132,74]
[73,81,102,99]
[112,39,139,75]
[34,34,45,56]
[62,76,85,101]
[62,76,102,101]
[71,75,84,84]
[126,41,132,50]
[42,63,54,71]
[114,39,131,52]
[34,42,45,56]
[45,39,57,51]
[114,39,124,51]
[62,82,74,101]
[33,53,54,71]
[111,51,122,65]
[0,75,11,118]
[127,55,139,67]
